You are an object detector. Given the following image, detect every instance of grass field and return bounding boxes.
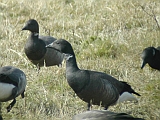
[0,0,160,119]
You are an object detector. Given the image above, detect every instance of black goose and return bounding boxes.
[0,66,26,112]
[141,46,160,70]
[22,19,64,69]
[72,110,144,120]
[46,39,140,110]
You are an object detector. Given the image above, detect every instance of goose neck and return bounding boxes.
[66,55,79,72]
[29,32,39,40]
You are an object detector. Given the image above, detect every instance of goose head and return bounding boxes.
[22,19,39,33]
[46,39,75,56]
[141,47,156,69]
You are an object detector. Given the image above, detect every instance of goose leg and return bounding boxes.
[104,106,108,110]
[36,64,40,73]
[6,99,16,112]
[87,103,91,111]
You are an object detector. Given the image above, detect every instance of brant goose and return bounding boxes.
[46,39,140,110]
[22,19,64,69]
[0,66,26,112]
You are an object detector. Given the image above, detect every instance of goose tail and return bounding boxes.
[121,81,141,96]
[117,81,141,103]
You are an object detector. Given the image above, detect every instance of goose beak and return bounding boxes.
[22,27,26,30]
[21,25,28,31]
[141,61,147,69]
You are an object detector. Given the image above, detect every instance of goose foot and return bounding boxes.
[104,106,108,110]
[87,103,91,111]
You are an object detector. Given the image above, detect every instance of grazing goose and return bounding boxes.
[141,46,160,70]
[22,19,64,69]
[72,110,144,120]
[46,39,140,110]
[0,66,26,112]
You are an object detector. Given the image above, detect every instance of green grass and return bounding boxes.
[0,0,160,119]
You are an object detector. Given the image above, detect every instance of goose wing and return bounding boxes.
[75,70,120,106]
[0,66,25,87]
[39,35,57,45]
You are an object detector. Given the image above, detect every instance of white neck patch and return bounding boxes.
[63,53,73,61]
[34,33,39,36]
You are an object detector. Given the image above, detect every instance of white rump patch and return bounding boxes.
[117,92,138,103]
[63,53,73,61]
[0,83,15,101]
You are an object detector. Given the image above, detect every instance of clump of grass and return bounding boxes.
[80,36,128,59]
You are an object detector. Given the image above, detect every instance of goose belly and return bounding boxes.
[0,83,15,101]
[77,88,118,107]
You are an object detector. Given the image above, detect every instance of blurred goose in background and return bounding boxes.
[0,66,26,112]
[46,39,140,110]
[0,103,2,120]
[72,110,144,120]
[141,46,160,70]
[0,116,2,120]
[22,19,64,69]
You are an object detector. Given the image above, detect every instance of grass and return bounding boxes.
[0,0,160,119]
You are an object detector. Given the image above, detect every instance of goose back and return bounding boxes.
[72,110,144,120]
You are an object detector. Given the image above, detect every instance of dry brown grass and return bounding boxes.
[0,0,160,119]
